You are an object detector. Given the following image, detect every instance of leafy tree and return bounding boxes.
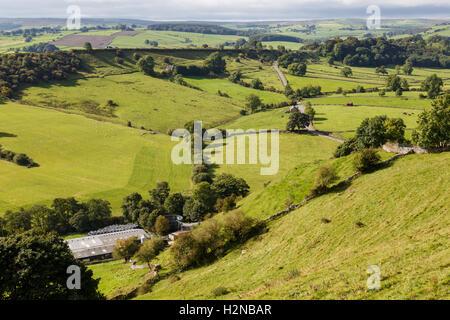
[149,182,170,206]
[245,94,262,113]
[412,94,450,147]
[165,193,185,216]
[183,197,208,222]
[386,75,405,92]
[137,55,155,75]
[421,74,443,99]
[286,111,310,131]
[121,193,143,222]
[356,115,389,148]
[340,67,353,77]
[212,174,250,199]
[250,78,264,90]
[136,237,165,269]
[154,215,171,235]
[0,231,104,300]
[288,63,307,76]
[384,118,406,143]
[3,209,31,234]
[112,236,141,263]
[192,182,217,211]
[402,62,413,75]
[228,71,242,83]
[353,149,381,173]
[204,52,226,74]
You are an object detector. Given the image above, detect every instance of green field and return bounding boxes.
[215,133,340,192]
[312,105,419,139]
[307,91,433,109]
[184,77,286,104]
[19,72,243,133]
[0,102,191,214]
[131,152,450,300]
[110,30,245,48]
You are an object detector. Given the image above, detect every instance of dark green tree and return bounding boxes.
[421,74,443,99]
[0,231,104,300]
[286,111,310,131]
[137,55,155,75]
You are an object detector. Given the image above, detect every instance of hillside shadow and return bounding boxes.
[0,132,17,138]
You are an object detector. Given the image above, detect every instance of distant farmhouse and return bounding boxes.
[66,228,150,262]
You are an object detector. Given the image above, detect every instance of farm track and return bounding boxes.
[273,60,288,87]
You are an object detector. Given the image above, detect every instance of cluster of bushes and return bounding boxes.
[170,210,263,270]
[249,34,303,43]
[278,51,312,68]
[288,63,307,76]
[174,52,226,77]
[285,84,322,99]
[121,171,250,233]
[188,166,250,221]
[0,145,36,168]
[147,23,247,36]
[334,115,406,158]
[22,43,59,53]
[0,197,119,236]
[305,35,450,68]
[0,51,81,93]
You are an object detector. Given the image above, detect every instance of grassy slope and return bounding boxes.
[19,73,243,133]
[184,77,286,104]
[0,102,191,214]
[215,134,339,193]
[135,152,449,300]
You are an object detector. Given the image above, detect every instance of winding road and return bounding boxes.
[272,61,288,87]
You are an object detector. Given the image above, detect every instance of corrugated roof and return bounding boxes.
[65,229,150,259]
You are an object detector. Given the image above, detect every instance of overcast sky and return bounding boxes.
[0,0,449,21]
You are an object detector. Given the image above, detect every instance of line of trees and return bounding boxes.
[0,144,36,168]
[0,51,81,93]
[0,197,121,237]
[305,35,450,68]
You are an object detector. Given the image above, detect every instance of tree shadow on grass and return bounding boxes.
[0,132,17,138]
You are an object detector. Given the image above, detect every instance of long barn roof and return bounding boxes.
[65,229,150,259]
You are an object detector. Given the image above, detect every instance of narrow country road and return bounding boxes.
[272,60,288,87]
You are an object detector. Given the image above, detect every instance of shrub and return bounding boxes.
[136,237,165,268]
[154,215,170,235]
[170,211,261,270]
[211,286,229,297]
[309,165,339,196]
[112,236,141,263]
[353,149,381,173]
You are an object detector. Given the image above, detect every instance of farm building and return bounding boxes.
[66,228,150,262]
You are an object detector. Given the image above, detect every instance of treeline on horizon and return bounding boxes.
[304,35,450,68]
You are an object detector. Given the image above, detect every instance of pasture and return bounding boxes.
[19,72,243,133]
[0,102,191,214]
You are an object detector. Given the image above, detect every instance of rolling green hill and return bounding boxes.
[0,102,191,214]
[129,152,450,300]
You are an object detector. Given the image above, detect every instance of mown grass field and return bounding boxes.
[312,105,419,139]
[0,102,191,214]
[307,91,433,109]
[184,77,286,104]
[132,152,450,300]
[214,133,340,192]
[19,72,243,133]
[284,61,450,92]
